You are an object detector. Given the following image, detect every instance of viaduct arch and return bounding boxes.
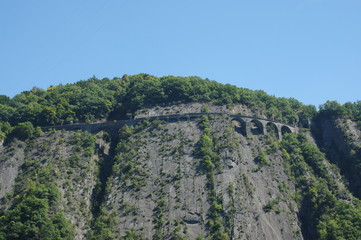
[266,122,279,139]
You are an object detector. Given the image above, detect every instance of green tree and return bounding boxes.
[8,122,36,141]
[319,100,347,118]
[0,181,74,240]
[0,104,15,122]
[0,95,10,105]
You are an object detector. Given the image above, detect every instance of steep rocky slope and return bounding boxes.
[1,104,361,240]
[0,130,106,239]
[314,117,361,198]
[95,114,303,239]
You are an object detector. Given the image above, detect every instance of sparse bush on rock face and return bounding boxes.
[255,151,269,166]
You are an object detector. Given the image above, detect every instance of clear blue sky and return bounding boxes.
[1,0,360,107]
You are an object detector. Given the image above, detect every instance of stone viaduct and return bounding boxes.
[42,113,297,139]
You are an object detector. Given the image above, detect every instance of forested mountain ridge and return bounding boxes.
[1,74,361,240]
[0,74,316,128]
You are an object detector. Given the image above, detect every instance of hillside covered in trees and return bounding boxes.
[0,74,316,128]
[1,74,360,142]
[1,74,361,240]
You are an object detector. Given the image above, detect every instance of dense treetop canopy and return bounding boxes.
[0,74,359,141]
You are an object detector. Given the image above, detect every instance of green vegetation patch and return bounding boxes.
[281,133,361,240]
[0,168,74,240]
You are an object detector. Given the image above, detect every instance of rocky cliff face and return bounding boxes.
[315,117,361,198]
[97,114,303,239]
[1,104,360,240]
[0,130,103,239]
